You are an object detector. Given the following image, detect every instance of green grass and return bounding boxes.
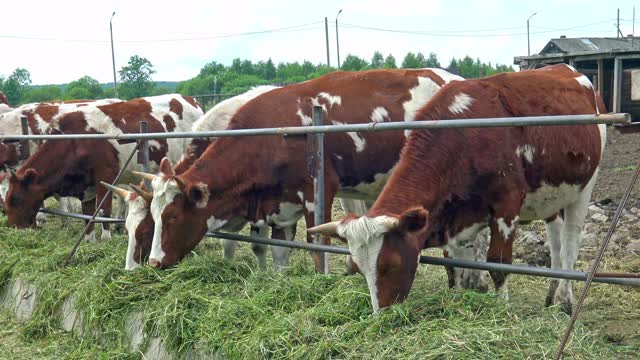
[0,212,639,359]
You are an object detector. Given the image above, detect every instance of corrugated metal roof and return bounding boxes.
[540,37,640,55]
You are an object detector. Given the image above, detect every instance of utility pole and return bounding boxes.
[335,10,343,69]
[110,11,118,98]
[325,17,331,69]
[617,8,623,38]
[527,12,537,56]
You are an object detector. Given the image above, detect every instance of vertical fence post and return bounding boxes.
[19,116,30,161]
[137,121,151,190]
[312,106,328,274]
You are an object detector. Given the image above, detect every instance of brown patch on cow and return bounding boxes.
[0,91,8,105]
[163,115,176,132]
[181,95,202,111]
[169,98,183,120]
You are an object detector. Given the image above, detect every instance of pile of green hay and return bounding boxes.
[1,213,639,359]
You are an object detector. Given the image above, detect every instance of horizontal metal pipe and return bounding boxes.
[38,208,124,223]
[207,231,640,287]
[0,114,629,141]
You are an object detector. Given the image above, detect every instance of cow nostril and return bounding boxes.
[149,259,161,268]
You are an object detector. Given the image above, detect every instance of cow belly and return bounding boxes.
[519,182,582,221]
[337,169,393,200]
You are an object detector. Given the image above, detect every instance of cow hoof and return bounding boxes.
[560,301,573,315]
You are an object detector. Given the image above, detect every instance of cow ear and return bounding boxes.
[398,207,428,234]
[187,182,210,209]
[22,168,38,186]
[160,157,174,176]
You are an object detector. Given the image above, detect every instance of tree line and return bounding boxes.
[1,51,514,105]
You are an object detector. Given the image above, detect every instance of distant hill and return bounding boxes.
[31,81,180,92]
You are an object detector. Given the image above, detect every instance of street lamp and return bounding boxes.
[527,12,537,56]
[110,11,118,98]
[336,9,343,69]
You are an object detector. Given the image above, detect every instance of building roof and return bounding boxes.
[540,37,640,54]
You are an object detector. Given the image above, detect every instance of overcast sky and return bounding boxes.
[1,0,637,85]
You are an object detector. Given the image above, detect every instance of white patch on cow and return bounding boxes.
[342,168,394,199]
[332,120,365,152]
[206,216,228,231]
[598,123,607,152]
[334,154,343,160]
[496,216,519,240]
[0,175,9,202]
[149,140,161,150]
[267,202,304,228]
[318,92,342,107]
[574,75,594,89]
[297,108,313,126]
[101,229,111,241]
[192,86,278,133]
[515,144,536,164]
[428,68,465,83]
[84,230,96,243]
[448,93,474,115]
[305,201,315,213]
[297,191,304,202]
[337,216,398,313]
[403,76,442,137]
[564,64,578,72]
[310,97,328,113]
[0,104,12,115]
[370,106,389,123]
[125,195,148,271]
[520,182,582,221]
[149,177,181,264]
[33,114,50,134]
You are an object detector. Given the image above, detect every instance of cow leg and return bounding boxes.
[446,225,484,290]
[221,238,237,260]
[271,224,296,272]
[81,199,96,242]
[250,225,269,270]
[339,198,371,275]
[556,169,597,314]
[94,176,114,241]
[544,215,563,307]
[487,215,518,301]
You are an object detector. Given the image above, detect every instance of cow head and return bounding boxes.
[4,168,44,228]
[101,181,153,270]
[308,207,429,312]
[134,158,214,269]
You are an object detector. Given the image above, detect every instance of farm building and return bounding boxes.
[514,36,640,121]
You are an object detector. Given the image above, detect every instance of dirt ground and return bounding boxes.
[591,126,640,203]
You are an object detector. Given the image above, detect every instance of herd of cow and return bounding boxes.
[0,63,607,315]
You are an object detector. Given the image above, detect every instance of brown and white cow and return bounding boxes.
[0,91,11,115]
[139,68,463,271]
[104,86,280,270]
[3,94,203,241]
[309,64,606,314]
[0,99,122,222]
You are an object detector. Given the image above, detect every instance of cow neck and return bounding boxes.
[368,129,463,219]
[18,140,78,197]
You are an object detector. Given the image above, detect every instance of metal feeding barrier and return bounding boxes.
[7,109,638,359]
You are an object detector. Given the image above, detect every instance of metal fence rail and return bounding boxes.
[0,113,630,142]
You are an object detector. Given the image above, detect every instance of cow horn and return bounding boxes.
[100,181,131,199]
[130,171,157,181]
[307,221,341,237]
[129,183,153,203]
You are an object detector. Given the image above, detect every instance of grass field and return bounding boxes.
[1,210,639,360]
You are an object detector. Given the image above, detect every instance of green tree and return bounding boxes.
[341,54,368,71]
[424,52,440,68]
[66,75,104,100]
[447,58,460,75]
[118,55,156,99]
[370,51,384,69]
[23,86,63,103]
[383,54,397,69]
[2,68,32,104]
[401,52,421,68]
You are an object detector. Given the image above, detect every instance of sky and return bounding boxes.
[1,0,638,85]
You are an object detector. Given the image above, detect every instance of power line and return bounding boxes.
[0,21,323,43]
[340,18,618,37]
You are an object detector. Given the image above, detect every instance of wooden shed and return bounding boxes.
[514,36,640,121]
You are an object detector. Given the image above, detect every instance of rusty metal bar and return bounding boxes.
[312,105,328,274]
[19,116,30,161]
[0,114,630,142]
